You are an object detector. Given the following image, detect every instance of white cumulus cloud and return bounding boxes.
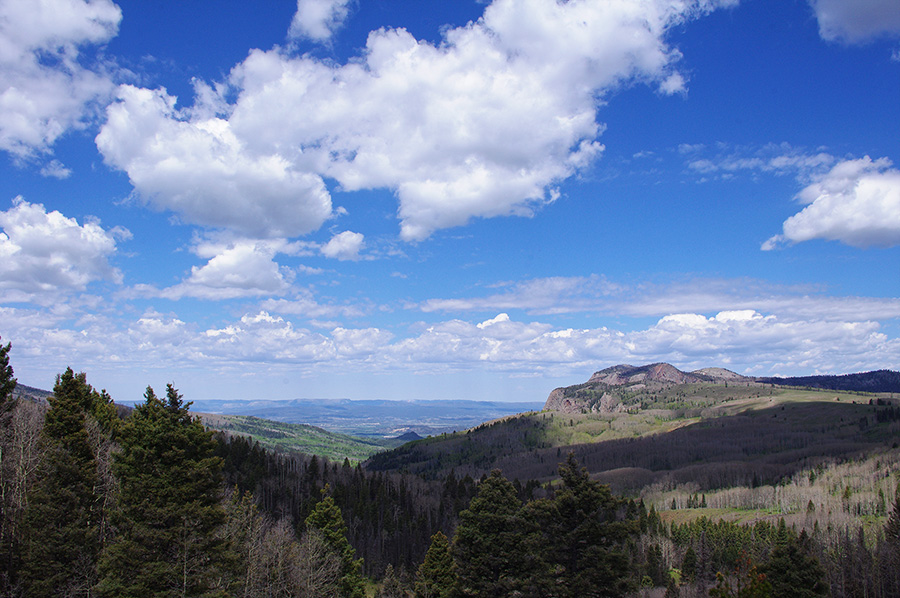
[97,0,734,241]
[0,0,121,159]
[809,0,900,43]
[289,0,353,42]
[764,156,900,249]
[320,230,364,261]
[156,239,297,300]
[96,85,333,239]
[0,197,129,299]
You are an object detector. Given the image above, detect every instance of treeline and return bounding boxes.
[759,369,900,393]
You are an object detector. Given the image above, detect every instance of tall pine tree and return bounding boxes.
[305,485,366,598]
[415,530,456,598]
[762,523,827,598]
[0,337,15,416]
[98,384,227,598]
[0,336,16,591]
[21,368,110,597]
[453,470,532,597]
[522,453,635,597]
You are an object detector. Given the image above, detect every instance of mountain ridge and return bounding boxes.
[544,362,899,413]
[545,362,750,413]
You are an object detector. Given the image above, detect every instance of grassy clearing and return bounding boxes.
[201,413,404,462]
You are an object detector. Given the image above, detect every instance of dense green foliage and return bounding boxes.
[762,523,827,598]
[452,458,637,598]
[97,385,227,597]
[414,531,455,598]
[0,338,15,416]
[453,470,533,596]
[528,454,634,597]
[21,369,115,597]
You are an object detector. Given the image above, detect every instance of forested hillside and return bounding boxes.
[368,384,898,489]
[1,337,898,597]
[758,369,900,393]
[367,380,900,596]
[202,413,403,462]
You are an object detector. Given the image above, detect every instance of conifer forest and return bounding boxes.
[0,338,898,597]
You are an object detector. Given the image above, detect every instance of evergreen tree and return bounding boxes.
[453,470,531,597]
[646,543,665,586]
[529,453,634,597]
[415,530,456,598]
[0,336,16,591]
[20,368,109,597]
[762,528,827,598]
[305,485,366,598]
[0,337,15,416]
[98,384,226,598]
[682,546,698,582]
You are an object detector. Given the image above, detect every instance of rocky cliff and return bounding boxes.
[544,363,748,413]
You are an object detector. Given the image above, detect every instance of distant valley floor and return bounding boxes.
[187,398,544,438]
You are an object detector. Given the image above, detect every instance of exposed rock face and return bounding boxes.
[545,387,576,413]
[544,363,749,413]
[693,367,747,381]
[587,363,704,386]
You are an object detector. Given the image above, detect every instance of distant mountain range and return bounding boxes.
[187,398,544,437]
[757,369,900,393]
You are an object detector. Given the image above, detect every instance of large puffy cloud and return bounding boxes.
[95,85,333,238]
[809,0,900,43]
[764,157,900,249]
[201,312,336,363]
[97,0,733,241]
[0,0,120,159]
[0,197,129,299]
[139,233,370,301]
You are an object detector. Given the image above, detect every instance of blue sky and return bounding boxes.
[1,0,899,403]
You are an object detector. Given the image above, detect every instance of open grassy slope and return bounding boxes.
[200,413,407,462]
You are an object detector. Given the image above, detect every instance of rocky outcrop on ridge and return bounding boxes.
[544,363,749,413]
